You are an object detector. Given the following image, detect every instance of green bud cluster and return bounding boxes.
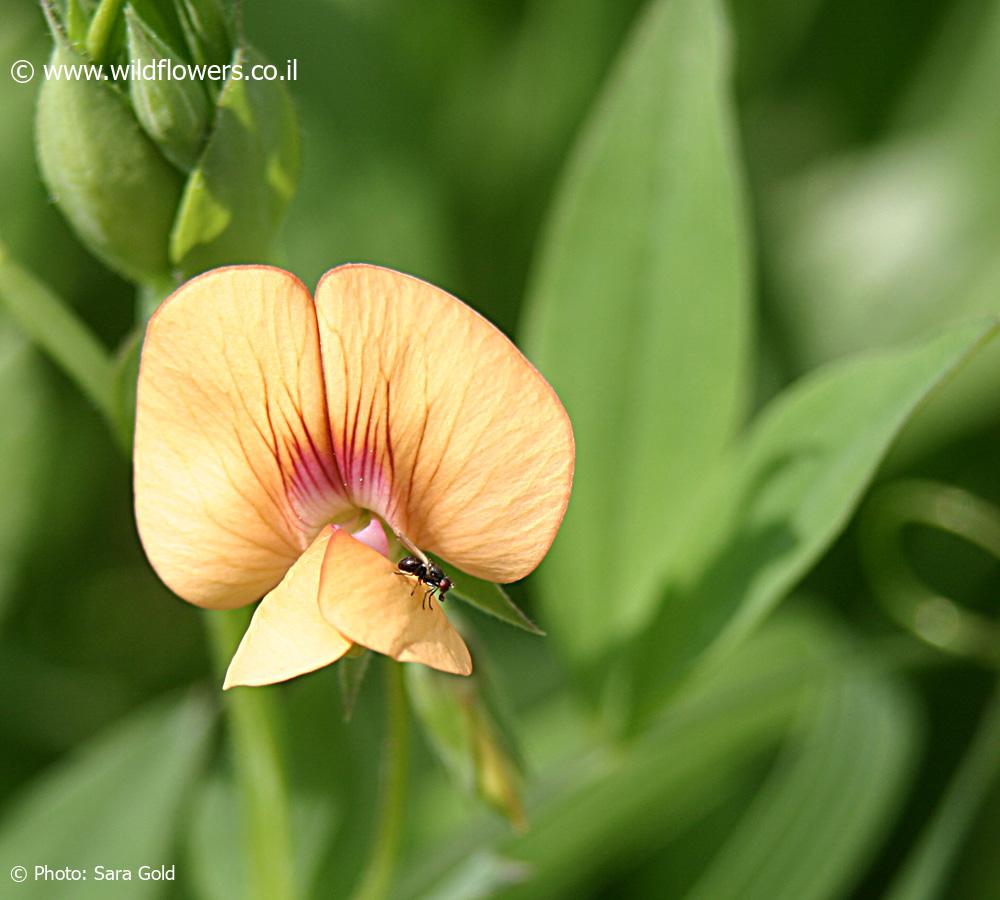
[35,0,300,287]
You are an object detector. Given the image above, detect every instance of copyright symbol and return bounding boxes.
[10,60,34,84]
[10,866,27,883]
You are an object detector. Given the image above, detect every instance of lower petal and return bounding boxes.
[318,529,472,676]
[224,527,352,689]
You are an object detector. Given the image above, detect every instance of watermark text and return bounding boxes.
[10,57,298,84]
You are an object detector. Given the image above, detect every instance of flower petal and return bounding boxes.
[223,528,351,690]
[134,266,349,609]
[350,517,390,557]
[224,527,351,688]
[318,528,472,676]
[314,265,575,583]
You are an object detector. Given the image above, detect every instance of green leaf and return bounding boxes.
[521,0,751,661]
[885,684,1000,900]
[633,318,999,722]
[0,693,213,898]
[169,45,300,276]
[442,564,543,636]
[126,6,212,171]
[35,40,183,284]
[0,246,114,422]
[683,665,919,900]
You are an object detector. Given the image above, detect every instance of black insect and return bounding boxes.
[396,556,452,609]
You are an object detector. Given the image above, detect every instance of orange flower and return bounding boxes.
[133,265,574,687]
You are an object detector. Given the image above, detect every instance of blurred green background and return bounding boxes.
[2,0,1000,898]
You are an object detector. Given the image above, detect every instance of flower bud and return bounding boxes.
[36,38,184,285]
[472,709,527,833]
[177,0,231,68]
[125,7,212,171]
[35,1,299,287]
[169,45,300,278]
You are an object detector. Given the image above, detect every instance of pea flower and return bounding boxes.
[133,265,574,686]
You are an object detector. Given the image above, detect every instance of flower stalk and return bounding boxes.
[351,660,410,900]
[206,609,298,900]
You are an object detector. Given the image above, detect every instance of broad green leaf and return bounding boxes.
[885,685,1000,900]
[0,246,114,422]
[169,46,300,276]
[632,318,999,722]
[521,0,751,660]
[684,666,919,900]
[0,694,213,898]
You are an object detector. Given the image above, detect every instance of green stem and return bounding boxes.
[206,609,298,900]
[137,277,177,324]
[351,660,410,900]
[86,0,126,63]
[0,246,115,422]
